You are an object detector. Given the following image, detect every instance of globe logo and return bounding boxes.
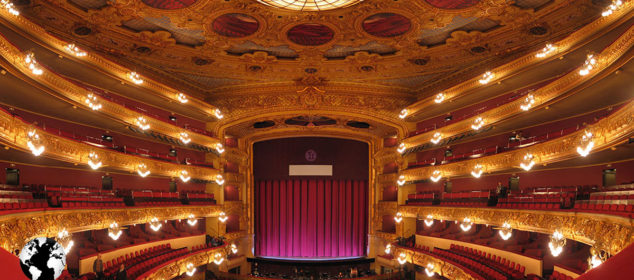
[19,237,67,280]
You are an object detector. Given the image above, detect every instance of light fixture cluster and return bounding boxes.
[397,252,407,265]
[520,153,535,171]
[602,0,623,17]
[397,143,406,154]
[149,217,162,231]
[87,151,102,170]
[399,109,408,119]
[137,163,150,177]
[1,0,19,15]
[230,243,238,254]
[64,43,87,57]
[27,129,45,156]
[424,215,434,227]
[478,71,495,84]
[549,230,566,257]
[85,93,102,111]
[135,116,150,130]
[397,175,406,186]
[177,93,188,103]
[218,211,228,223]
[57,229,74,254]
[471,164,484,178]
[434,93,445,104]
[425,263,435,277]
[186,263,196,276]
[588,250,607,269]
[460,218,473,232]
[576,130,595,157]
[430,132,442,144]
[187,214,197,226]
[179,131,191,144]
[384,244,392,254]
[215,143,225,154]
[213,252,225,265]
[25,53,43,75]
[394,212,403,223]
[471,117,485,130]
[520,94,535,111]
[128,71,144,84]
[579,54,597,76]
[498,222,513,240]
[535,43,556,58]
[215,174,225,185]
[214,108,224,119]
[430,170,442,182]
[179,170,191,182]
[108,222,123,240]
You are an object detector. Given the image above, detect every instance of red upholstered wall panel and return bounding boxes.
[253,137,368,181]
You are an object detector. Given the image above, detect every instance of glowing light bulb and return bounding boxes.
[602,0,623,17]
[1,0,19,15]
[471,164,483,178]
[425,263,435,277]
[430,132,442,144]
[430,170,442,182]
[214,108,224,119]
[520,153,535,171]
[499,222,512,240]
[397,252,407,265]
[535,43,556,58]
[177,93,188,103]
[65,43,87,57]
[137,163,150,177]
[186,262,197,276]
[179,132,191,144]
[213,252,224,265]
[434,93,445,104]
[57,229,74,254]
[478,71,494,84]
[87,152,102,170]
[397,143,406,154]
[108,222,122,240]
[128,71,143,84]
[460,218,473,232]
[85,93,102,111]
[549,230,566,257]
[397,175,406,186]
[579,54,597,76]
[471,117,485,130]
[219,212,228,223]
[215,143,225,154]
[215,174,225,185]
[424,215,434,227]
[149,217,162,231]
[179,170,191,182]
[230,243,238,254]
[520,94,535,111]
[187,214,197,226]
[25,53,43,75]
[394,212,403,223]
[384,244,392,254]
[135,116,150,130]
[576,131,594,157]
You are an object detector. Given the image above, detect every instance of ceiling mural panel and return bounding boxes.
[123,17,205,46]
[212,13,260,38]
[287,23,335,46]
[362,13,412,37]
[424,0,480,9]
[68,0,107,10]
[225,41,299,59]
[324,42,397,59]
[141,0,197,10]
[417,16,499,46]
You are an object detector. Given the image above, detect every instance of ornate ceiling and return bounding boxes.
[11,0,611,140]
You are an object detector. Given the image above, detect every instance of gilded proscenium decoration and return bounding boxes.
[402,1,634,118]
[12,0,606,92]
[0,8,222,118]
[0,205,223,254]
[398,205,633,256]
[400,101,634,182]
[392,246,477,280]
[144,245,228,280]
[0,108,222,181]
[0,35,221,149]
[401,24,634,149]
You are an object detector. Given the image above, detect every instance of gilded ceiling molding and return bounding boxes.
[0,205,223,254]
[401,24,634,148]
[0,46,221,151]
[391,245,478,280]
[11,0,599,90]
[0,108,222,181]
[403,1,634,118]
[398,205,634,256]
[400,101,633,182]
[0,8,222,117]
[142,245,229,280]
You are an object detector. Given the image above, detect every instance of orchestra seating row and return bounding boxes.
[548,271,575,280]
[428,248,505,280]
[132,191,181,207]
[450,244,526,279]
[126,247,189,280]
[103,244,172,277]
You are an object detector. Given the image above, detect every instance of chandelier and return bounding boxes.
[478,71,494,84]
[185,263,196,276]
[135,116,150,130]
[579,54,597,76]
[230,243,238,254]
[216,143,225,154]
[576,130,594,157]
[85,93,102,111]
[498,222,513,240]
[602,0,623,17]
[430,170,442,182]
[87,152,102,170]
[149,217,162,231]
[397,252,407,265]
[179,170,191,183]
[215,174,225,185]
[27,129,45,156]
[108,222,123,240]
[425,263,435,277]
[397,175,406,186]
[214,108,224,119]
[520,94,535,111]
[179,132,191,144]
[520,153,535,171]
[137,163,150,177]
[256,0,363,11]
[471,164,484,178]
[424,215,434,227]
[397,143,406,154]
[25,53,43,75]
[588,249,607,269]
[471,117,485,130]
[1,0,19,15]
[177,93,188,103]
[187,214,197,226]
[535,43,556,58]
[430,132,442,144]
[394,212,403,223]
[65,43,87,57]
[384,244,392,254]
[460,218,473,232]
[56,229,74,254]
[398,109,408,119]
[128,71,143,84]
[219,212,228,223]
[213,252,224,265]
[548,230,566,257]
[434,93,445,104]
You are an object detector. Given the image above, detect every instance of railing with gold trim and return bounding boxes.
[401,24,634,149]
[398,205,633,256]
[0,205,223,254]
[400,101,633,182]
[0,8,222,120]
[0,34,221,149]
[140,244,229,280]
[402,1,634,118]
[391,246,477,280]
[0,107,221,180]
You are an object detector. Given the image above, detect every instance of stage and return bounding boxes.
[247,257,376,279]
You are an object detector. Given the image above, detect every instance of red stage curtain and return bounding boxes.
[255,179,368,258]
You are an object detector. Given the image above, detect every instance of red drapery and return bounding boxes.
[255,179,368,258]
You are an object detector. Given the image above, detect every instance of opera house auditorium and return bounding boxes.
[0,0,633,279]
